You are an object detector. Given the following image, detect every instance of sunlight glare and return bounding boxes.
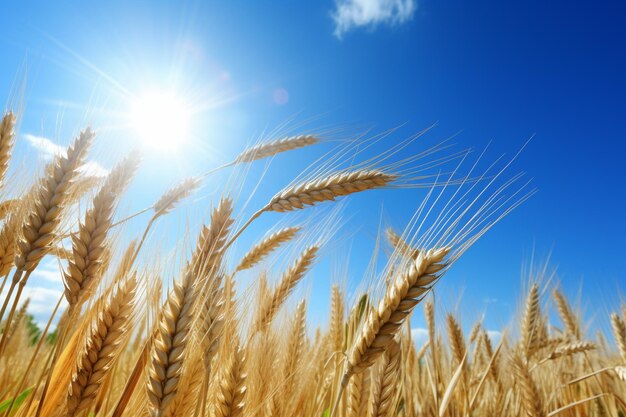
[130,91,191,151]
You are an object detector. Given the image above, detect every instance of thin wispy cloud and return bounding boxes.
[24,134,64,157]
[23,133,109,177]
[332,0,417,38]
[0,284,66,327]
[487,330,502,345]
[31,258,64,283]
[411,327,428,347]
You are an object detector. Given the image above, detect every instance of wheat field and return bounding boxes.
[0,109,624,417]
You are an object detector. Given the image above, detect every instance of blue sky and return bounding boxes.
[1,0,625,340]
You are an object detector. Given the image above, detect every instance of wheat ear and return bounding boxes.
[234,135,318,163]
[346,368,370,417]
[188,198,234,281]
[226,169,395,250]
[344,248,449,380]
[330,285,345,354]
[0,112,16,188]
[520,284,541,358]
[369,339,401,417]
[153,177,201,218]
[0,129,94,358]
[386,227,419,259]
[611,313,626,363]
[511,353,545,417]
[553,289,580,340]
[128,176,201,269]
[482,331,500,382]
[15,127,94,272]
[192,199,234,373]
[0,198,17,220]
[446,314,466,366]
[65,276,137,417]
[267,170,396,212]
[332,248,449,417]
[540,341,596,364]
[252,246,318,333]
[147,270,198,417]
[0,212,19,277]
[235,226,300,272]
[211,346,246,417]
[63,154,139,306]
[278,300,307,415]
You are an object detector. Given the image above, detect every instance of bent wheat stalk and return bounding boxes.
[226,169,396,249]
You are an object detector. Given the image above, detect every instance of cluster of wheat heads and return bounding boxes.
[0,108,623,417]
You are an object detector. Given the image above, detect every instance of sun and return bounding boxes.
[130,91,191,151]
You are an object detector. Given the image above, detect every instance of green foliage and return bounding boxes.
[24,314,41,345]
[0,387,33,414]
[46,327,58,345]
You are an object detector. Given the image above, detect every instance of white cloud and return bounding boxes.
[23,133,109,177]
[30,258,63,283]
[486,330,502,345]
[0,285,66,317]
[411,327,428,347]
[23,134,64,158]
[332,0,417,38]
